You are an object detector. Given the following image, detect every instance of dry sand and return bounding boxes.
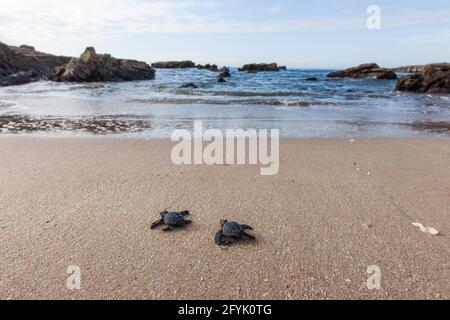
[0,137,449,300]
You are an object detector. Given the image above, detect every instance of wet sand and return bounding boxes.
[0,137,449,300]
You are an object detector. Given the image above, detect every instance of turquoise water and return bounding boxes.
[0,68,449,138]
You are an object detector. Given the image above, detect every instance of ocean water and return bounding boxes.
[0,68,449,138]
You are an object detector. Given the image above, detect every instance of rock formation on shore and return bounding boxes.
[327,63,397,80]
[151,61,196,69]
[396,63,450,93]
[49,47,155,82]
[391,65,426,73]
[238,63,284,73]
[0,42,70,86]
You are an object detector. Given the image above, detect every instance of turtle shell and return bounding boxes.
[163,212,187,226]
[221,221,244,237]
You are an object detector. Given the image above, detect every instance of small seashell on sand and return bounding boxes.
[412,222,439,236]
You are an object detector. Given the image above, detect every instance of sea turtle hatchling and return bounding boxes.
[215,219,256,246]
[151,211,192,231]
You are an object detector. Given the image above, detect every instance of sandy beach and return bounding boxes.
[0,137,449,300]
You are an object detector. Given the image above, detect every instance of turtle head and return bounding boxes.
[220,219,228,227]
[160,211,169,218]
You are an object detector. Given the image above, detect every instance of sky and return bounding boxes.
[0,0,449,68]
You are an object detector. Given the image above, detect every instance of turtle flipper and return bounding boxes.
[240,224,253,230]
[243,232,256,240]
[163,226,174,232]
[151,219,164,229]
[215,231,232,246]
[180,211,190,216]
[184,219,192,225]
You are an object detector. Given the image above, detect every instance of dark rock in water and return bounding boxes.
[0,41,70,86]
[396,63,450,93]
[219,67,231,78]
[179,82,198,89]
[396,74,423,92]
[0,71,40,87]
[327,63,397,80]
[218,77,226,83]
[196,63,219,72]
[279,66,287,71]
[151,61,196,69]
[306,77,318,81]
[238,63,283,73]
[49,47,155,82]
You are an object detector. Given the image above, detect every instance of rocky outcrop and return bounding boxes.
[196,64,219,72]
[0,42,23,76]
[391,65,426,73]
[238,63,283,73]
[8,45,71,76]
[0,42,71,86]
[151,61,196,69]
[327,63,397,80]
[49,47,155,82]
[396,63,450,94]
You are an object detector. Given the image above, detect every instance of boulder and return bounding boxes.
[49,47,155,82]
[396,63,450,94]
[151,61,196,69]
[306,77,318,81]
[327,63,397,80]
[0,71,40,87]
[238,63,283,73]
[218,77,226,83]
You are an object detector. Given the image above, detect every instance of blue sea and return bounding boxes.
[0,68,449,138]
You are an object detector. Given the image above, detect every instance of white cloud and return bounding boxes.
[0,0,449,44]
[0,0,222,41]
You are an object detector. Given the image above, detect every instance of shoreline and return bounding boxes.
[5,132,450,140]
[0,137,449,300]
[2,134,450,141]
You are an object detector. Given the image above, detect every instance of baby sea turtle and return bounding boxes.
[215,219,256,246]
[151,211,192,231]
